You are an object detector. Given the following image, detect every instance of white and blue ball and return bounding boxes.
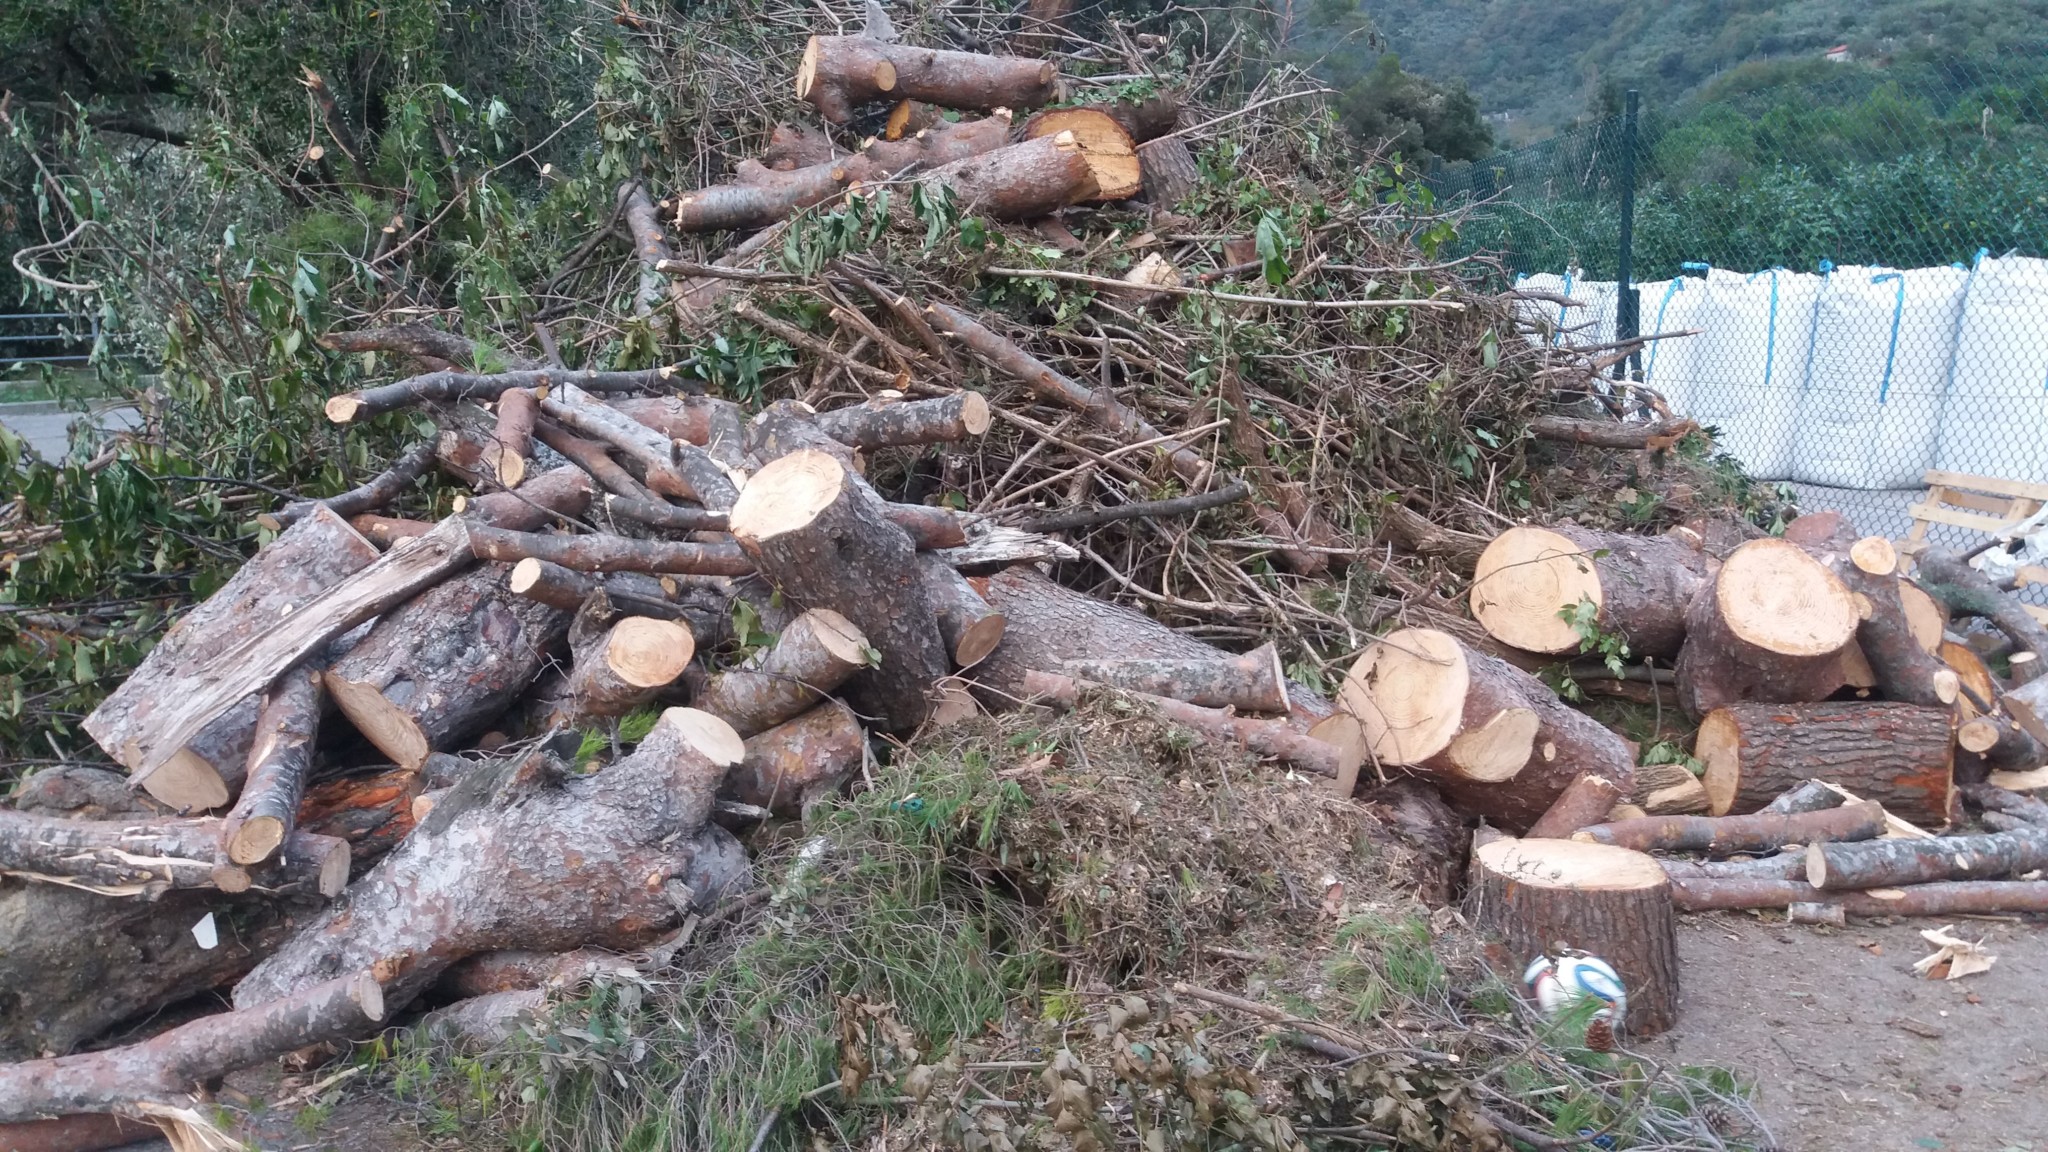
[1522,953,1627,1027]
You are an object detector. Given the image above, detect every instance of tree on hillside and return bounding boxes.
[1333,53,1493,162]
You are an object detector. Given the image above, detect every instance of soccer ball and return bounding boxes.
[1523,953,1627,1047]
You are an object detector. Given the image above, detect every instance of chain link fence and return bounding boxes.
[1429,50,2048,554]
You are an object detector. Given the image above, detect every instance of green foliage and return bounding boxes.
[1641,739,1704,775]
[1328,54,1495,164]
[1562,589,1631,675]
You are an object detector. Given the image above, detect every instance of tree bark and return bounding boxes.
[1806,536,1963,708]
[435,947,635,998]
[1658,852,1807,881]
[1467,837,1679,1036]
[1470,524,1713,658]
[1958,712,2046,775]
[556,615,696,723]
[1670,876,2048,916]
[696,608,872,738]
[619,181,677,317]
[319,323,533,371]
[323,365,694,425]
[813,392,991,450]
[970,563,1226,701]
[1915,549,2048,665]
[795,35,1058,124]
[1526,774,1627,839]
[1572,801,1885,855]
[1673,538,1860,717]
[1528,415,1700,449]
[534,421,662,504]
[505,558,728,643]
[742,396,865,471]
[0,1113,158,1152]
[483,388,539,488]
[260,440,436,531]
[1338,628,1636,833]
[912,132,1105,220]
[1634,761,1711,815]
[540,381,736,507]
[1761,778,1846,815]
[1018,107,1140,199]
[673,159,860,233]
[10,765,161,820]
[1961,782,2048,826]
[919,555,1006,668]
[0,970,384,1122]
[84,506,381,811]
[724,703,865,815]
[727,450,949,731]
[884,503,972,549]
[463,463,599,531]
[1808,823,2048,889]
[324,562,569,771]
[1694,701,1956,825]
[0,808,347,898]
[298,766,428,865]
[856,114,1014,172]
[1060,641,1288,713]
[218,663,321,867]
[1025,673,1352,781]
[761,122,837,169]
[467,524,751,576]
[1138,136,1198,210]
[233,712,750,1012]
[608,395,750,464]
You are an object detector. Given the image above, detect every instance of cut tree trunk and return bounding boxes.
[126,518,479,787]
[723,703,865,815]
[0,970,384,1122]
[1338,628,1636,833]
[233,711,750,1011]
[1019,107,1139,200]
[1023,94,1180,144]
[1467,837,1679,1036]
[1670,877,2048,916]
[323,562,570,771]
[1958,712,2046,774]
[1025,673,1353,782]
[0,1114,158,1152]
[697,608,871,737]
[0,808,347,898]
[84,505,381,811]
[1061,641,1288,713]
[813,392,991,450]
[727,449,949,731]
[260,440,435,531]
[1138,136,1198,210]
[483,388,539,488]
[1694,701,1956,826]
[1818,536,1960,708]
[795,35,1057,124]
[1808,823,2048,889]
[1634,761,1710,815]
[1525,773,1627,839]
[970,563,1225,701]
[1673,537,1860,717]
[467,524,751,575]
[217,663,321,867]
[761,122,837,169]
[912,132,1105,220]
[673,159,860,233]
[919,555,1006,669]
[1469,525,1714,659]
[1571,801,1885,855]
[557,615,696,723]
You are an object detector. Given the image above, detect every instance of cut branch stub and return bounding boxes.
[560,616,696,722]
[813,392,991,450]
[697,608,871,738]
[1339,628,1635,833]
[1673,537,1859,718]
[1694,701,1956,826]
[795,35,1058,124]
[918,555,1007,669]
[728,449,949,732]
[1470,524,1713,659]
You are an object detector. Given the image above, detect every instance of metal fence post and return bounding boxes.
[1614,89,1640,379]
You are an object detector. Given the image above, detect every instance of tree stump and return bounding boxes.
[727,449,949,731]
[1673,538,1859,718]
[1470,524,1713,659]
[1694,702,1956,826]
[1339,628,1635,833]
[1467,838,1679,1036]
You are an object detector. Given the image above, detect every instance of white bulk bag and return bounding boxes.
[1936,255,2048,481]
[1568,280,1619,348]
[1679,268,1816,481]
[1513,272,1608,347]
[1638,274,1708,403]
[1793,265,1967,488]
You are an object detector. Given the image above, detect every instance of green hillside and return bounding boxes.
[1340,0,2048,141]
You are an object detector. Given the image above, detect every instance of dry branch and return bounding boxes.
[323,365,695,425]
[1571,801,1885,855]
[697,608,871,738]
[1808,823,2048,889]
[467,523,751,575]
[0,808,348,899]
[1670,876,2048,916]
[1061,641,1287,713]
[261,440,436,531]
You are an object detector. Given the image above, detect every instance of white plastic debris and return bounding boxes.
[191,911,218,951]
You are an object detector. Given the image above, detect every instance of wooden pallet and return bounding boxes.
[1901,470,2048,626]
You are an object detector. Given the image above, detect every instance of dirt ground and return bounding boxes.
[1649,912,2048,1152]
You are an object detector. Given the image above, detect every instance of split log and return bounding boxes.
[323,365,695,425]
[1025,673,1352,782]
[1670,876,2048,916]
[1634,761,1711,815]
[1338,628,1636,833]
[217,664,321,867]
[760,122,837,169]
[1672,537,1860,717]
[1138,136,1198,210]
[323,562,569,771]
[724,703,865,815]
[1808,822,2048,889]
[1019,107,1139,200]
[1467,837,1679,1036]
[557,615,696,722]
[233,711,750,1011]
[727,449,949,731]
[1469,524,1713,658]
[913,132,1105,219]
[1527,415,1699,449]
[1657,852,1808,881]
[467,524,752,575]
[1525,773,1626,840]
[971,563,1224,701]
[1694,702,1956,826]
[814,392,991,450]
[0,808,348,898]
[697,608,871,737]
[260,440,435,531]
[919,555,1006,668]
[1061,641,1287,713]
[925,300,1214,489]
[84,506,381,811]
[1761,778,1846,815]
[483,388,539,488]
[0,970,384,1122]
[1572,801,1885,855]
[795,35,1057,124]
[1915,549,2048,664]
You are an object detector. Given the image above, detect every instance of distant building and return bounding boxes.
[1824,44,1853,63]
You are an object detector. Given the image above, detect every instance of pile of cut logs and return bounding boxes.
[1337,509,2048,1040]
